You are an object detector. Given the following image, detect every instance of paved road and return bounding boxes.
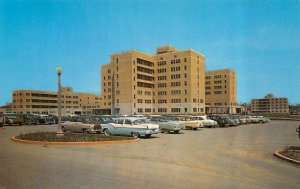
[0,121,299,189]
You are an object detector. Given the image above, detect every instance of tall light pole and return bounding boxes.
[56,65,64,137]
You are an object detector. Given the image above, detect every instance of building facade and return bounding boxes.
[205,69,240,114]
[250,94,289,114]
[101,45,206,115]
[11,87,101,115]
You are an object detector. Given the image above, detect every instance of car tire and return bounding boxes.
[174,130,180,134]
[104,129,111,136]
[62,126,66,132]
[82,128,89,134]
[163,129,170,134]
[145,134,151,138]
[132,132,139,139]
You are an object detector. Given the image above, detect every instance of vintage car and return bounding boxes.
[62,115,104,134]
[254,116,270,123]
[38,115,56,125]
[245,115,259,124]
[0,113,24,126]
[207,115,236,127]
[150,116,185,133]
[20,114,40,125]
[174,116,202,130]
[191,115,218,128]
[101,117,160,138]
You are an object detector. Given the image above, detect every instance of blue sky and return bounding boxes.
[0,0,299,105]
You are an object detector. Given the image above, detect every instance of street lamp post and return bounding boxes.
[56,65,64,137]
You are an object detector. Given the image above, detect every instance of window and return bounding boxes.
[157,61,166,66]
[171,74,181,79]
[145,91,151,95]
[171,108,181,112]
[145,100,151,104]
[158,108,167,113]
[171,99,181,103]
[158,99,167,103]
[158,83,167,88]
[171,82,181,87]
[214,80,222,84]
[214,86,222,89]
[138,99,143,103]
[214,91,222,94]
[171,59,180,64]
[171,90,181,95]
[158,91,167,95]
[214,75,222,79]
[158,76,167,80]
[205,92,211,95]
[145,108,151,112]
[171,66,180,71]
[137,58,154,67]
[158,68,167,73]
[138,108,143,113]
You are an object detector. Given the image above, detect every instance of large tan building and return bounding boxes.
[11,87,101,115]
[205,69,240,114]
[101,45,206,115]
[250,94,289,114]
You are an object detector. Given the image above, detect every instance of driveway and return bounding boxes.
[0,121,299,189]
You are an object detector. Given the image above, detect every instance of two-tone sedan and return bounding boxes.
[61,116,102,134]
[150,116,185,133]
[101,117,160,138]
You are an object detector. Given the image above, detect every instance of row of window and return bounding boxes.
[205,74,227,79]
[205,91,227,95]
[138,107,204,113]
[205,80,227,84]
[157,58,187,67]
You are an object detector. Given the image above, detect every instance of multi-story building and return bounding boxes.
[0,103,12,114]
[205,69,240,114]
[101,45,206,115]
[250,94,289,114]
[11,87,101,115]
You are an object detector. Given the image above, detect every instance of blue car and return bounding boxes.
[101,117,160,138]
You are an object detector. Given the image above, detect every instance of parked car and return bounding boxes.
[62,115,103,133]
[191,115,218,128]
[20,114,39,125]
[228,115,242,125]
[245,115,259,124]
[38,115,56,125]
[0,113,24,126]
[175,116,202,130]
[150,116,185,133]
[207,115,235,127]
[101,117,160,138]
[255,115,270,123]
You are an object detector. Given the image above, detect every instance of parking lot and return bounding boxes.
[0,120,300,189]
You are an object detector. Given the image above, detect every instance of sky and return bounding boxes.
[0,0,299,105]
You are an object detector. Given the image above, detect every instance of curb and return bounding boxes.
[274,150,300,166]
[11,136,139,146]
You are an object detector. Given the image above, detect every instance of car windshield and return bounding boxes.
[163,117,177,121]
[5,114,17,118]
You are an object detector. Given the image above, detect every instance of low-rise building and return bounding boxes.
[11,87,101,115]
[250,94,289,114]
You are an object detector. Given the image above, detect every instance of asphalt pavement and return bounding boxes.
[0,121,299,189]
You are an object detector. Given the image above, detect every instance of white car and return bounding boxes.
[191,115,218,128]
